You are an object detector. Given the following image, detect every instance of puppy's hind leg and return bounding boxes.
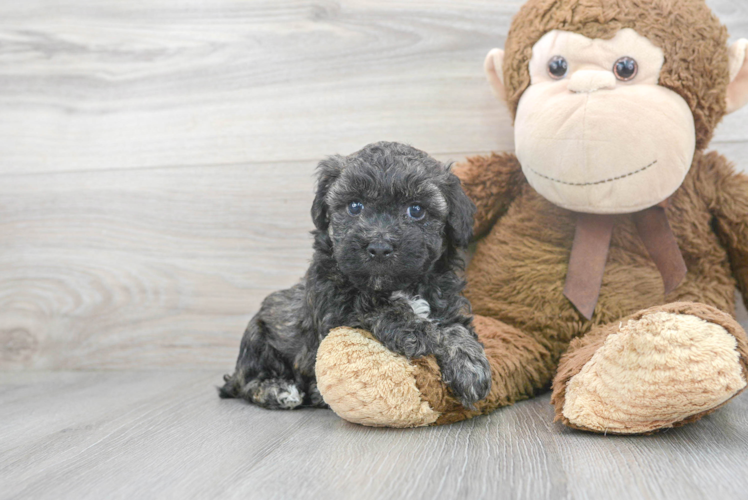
[306,380,329,408]
[219,315,305,410]
[235,378,305,410]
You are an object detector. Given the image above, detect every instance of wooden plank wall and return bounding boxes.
[1,0,747,370]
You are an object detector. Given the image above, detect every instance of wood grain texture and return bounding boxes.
[0,0,519,175]
[0,0,745,175]
[0,162,319,369]
[1,0,748,370]
[1,371,747,500]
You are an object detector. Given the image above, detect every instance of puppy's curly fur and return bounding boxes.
[219,142,491,409]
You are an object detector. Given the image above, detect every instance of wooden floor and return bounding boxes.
[2,1,748,499]
[1,371,747,500]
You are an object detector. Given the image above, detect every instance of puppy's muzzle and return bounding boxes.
[367,239,395,261]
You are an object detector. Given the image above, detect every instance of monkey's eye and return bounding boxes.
[347,201,364,216]
[613,57,638,81]
[407,204,425,220]
[547,56,568,79]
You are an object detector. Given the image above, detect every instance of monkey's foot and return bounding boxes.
[315,327,440,428]
[552,303,748,434]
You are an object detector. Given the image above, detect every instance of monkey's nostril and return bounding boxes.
[367,241,394,259]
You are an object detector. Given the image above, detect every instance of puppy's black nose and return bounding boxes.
[367,241,393,259]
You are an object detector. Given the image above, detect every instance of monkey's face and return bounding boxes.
[514,29,696,214]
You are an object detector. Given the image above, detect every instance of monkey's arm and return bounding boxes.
[451,152,526,239]
[703,153,748,309]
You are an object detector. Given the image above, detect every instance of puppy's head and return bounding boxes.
[312,142,475,292]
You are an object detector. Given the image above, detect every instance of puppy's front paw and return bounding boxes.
[372,317,434,359]
[393,321,434,358]
[440,349,492,409]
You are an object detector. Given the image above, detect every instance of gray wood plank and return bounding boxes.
[0,162,318,369]
[1,371,747,500]
[0,0,518,175]
[0,0,745,175]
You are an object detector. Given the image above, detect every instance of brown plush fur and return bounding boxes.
[462,150,743,353]
[503,0,730,150]
[419,0,748,429]
[455,152,525,239]
[420,150,748,426]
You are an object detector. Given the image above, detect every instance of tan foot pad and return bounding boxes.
[563,312,747,434]
[315,327,440,428]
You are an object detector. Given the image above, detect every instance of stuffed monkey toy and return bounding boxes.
[315,0,748,434]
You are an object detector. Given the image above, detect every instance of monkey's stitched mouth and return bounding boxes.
[528,160,658,187]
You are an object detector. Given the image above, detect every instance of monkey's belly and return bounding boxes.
[465,201,736,356]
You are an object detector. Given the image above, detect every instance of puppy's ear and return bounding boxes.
[311,155,345,230]
[444,164,476,248]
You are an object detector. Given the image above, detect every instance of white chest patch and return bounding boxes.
[391,291,431,319]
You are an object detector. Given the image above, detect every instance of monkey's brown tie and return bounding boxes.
[563,206,687,320]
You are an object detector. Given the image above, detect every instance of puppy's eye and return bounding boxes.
[347,201,364,216]
[613,57,638,81]
[407,204,425,220]
[547,56,568,79]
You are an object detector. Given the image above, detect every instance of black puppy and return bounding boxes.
[220,142,491,409]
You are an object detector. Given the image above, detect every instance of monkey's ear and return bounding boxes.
[726,39,748,114]
[444,167,477,248]
[484,48,506,103]
[311,156,345,230]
